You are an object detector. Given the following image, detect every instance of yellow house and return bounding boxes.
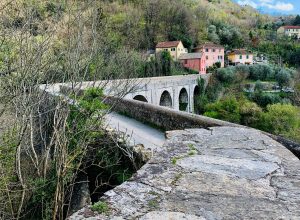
[228,49,253,65]
[155,41,187,61]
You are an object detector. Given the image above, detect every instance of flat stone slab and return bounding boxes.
[69,127,300,220]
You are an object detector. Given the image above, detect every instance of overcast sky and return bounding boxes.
[234,0,300,15]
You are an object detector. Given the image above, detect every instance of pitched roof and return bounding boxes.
[178,53,202,60]
[156,41,181,48]
[195,42,224,49]
[229,49,252,55]
[282,26,300,29]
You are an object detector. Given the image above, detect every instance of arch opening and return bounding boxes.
[159,91,172,108]
[133,95,148,103]
[179,88,189,112]
[193,85,200,114]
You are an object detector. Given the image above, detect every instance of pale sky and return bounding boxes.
[234,0,300,15]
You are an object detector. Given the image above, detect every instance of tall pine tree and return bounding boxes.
[293,15,300,25]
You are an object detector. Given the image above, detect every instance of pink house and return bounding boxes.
[178,53,206,74]
[194,42,225,68]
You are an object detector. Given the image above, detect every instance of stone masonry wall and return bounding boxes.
[104,96,241,131]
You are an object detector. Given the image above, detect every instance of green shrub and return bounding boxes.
[263,65,275,80]
[215,67,236,84]
[79,88,107,114]
[249,65,261,80]
[235,65,250,81]
[240,101,262,126]
[204,96,241,123]
[91,201,109,214]
[194,95,209,114]
[250,92,282,107]
[275,69,292,87]
[249,64,274,81]
[207,62,221,73]
[194,78,210,114]
[254,80,264,92]
[206,80,223,102]
[256,104,300,140]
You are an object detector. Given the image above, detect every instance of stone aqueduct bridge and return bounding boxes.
[75,74,209,113]
[122,74,207,112]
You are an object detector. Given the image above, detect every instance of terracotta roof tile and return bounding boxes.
[156,41,181,48]
[282,26,300,29]
[229,49,252,55]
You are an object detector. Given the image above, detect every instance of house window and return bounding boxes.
[213,49,215,52]
[206,56,208,60]
[220,56,223,60]
[240,55,242,59]
[246,55,249,59]
[184,60,187,64]
[205,48,209,52]
[171,48,176,51]
[164,49,168,51]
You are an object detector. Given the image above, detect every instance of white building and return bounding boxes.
[277,26,300,39]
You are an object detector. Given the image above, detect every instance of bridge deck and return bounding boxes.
[105,112,166,150]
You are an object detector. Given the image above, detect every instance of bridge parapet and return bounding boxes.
[70,126,300,219]
[104,96,240,131]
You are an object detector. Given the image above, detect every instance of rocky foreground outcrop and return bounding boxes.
[70,127,300,219]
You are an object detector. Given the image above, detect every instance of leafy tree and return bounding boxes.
[275,69,292,87]
[293,15,300,25]
[215,67,236,84]
[249,64,274,81]
[256,104,300,140]
[144,0,164,49]
[194,78,209,114]
[208,25,220,43]
[257,41,300,68]
[250,92,282,107]
[207,62,221,73]
[240,101,262,126]
[234,65,250,81]
[255,80,264,92]
[204,96,241,123]
[159,51,171,76]
[213,23,244,48]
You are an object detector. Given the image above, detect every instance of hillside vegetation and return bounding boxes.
[195,64,300,142]
[0,0,298,74]
[0,1,299,219]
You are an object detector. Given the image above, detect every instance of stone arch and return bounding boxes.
[193,85,200,114]
[133,95,148,103]
[179,88,189,112]
[159,90,172,108]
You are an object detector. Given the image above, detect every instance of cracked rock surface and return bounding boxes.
[69,127,300,220]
